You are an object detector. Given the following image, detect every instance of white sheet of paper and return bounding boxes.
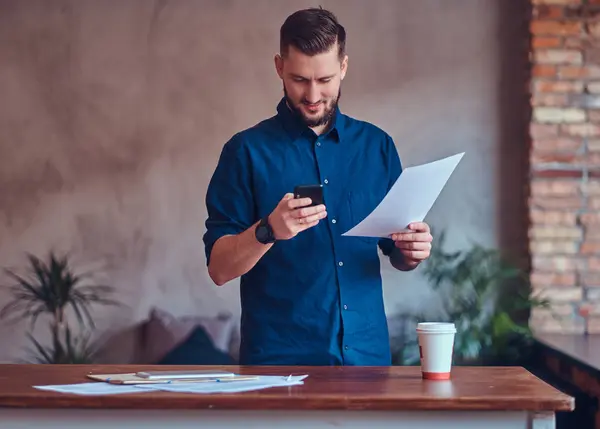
[33,382,144,395]
[342,152,465,238]
[134,375,309,394]
[33,375,309,395]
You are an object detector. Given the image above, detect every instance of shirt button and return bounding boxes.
[343,304,348,310]
[324,179,329,184]
[316,142,321,147]
[338,261,343,267]
[332,219,337,224]
[344,345,349,350]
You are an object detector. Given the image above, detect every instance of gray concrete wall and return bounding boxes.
[0,0,529,362]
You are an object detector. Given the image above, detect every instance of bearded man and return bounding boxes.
[203,8,433,366]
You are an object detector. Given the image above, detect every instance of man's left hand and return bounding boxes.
[391,222,433,268]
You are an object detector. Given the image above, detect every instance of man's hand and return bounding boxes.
[391,222,433,269]
[268,193,327,240]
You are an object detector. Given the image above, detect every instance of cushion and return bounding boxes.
[157,326,235,365]
[141,307,236,364]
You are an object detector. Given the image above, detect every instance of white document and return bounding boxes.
[33,382,144,395]
[342,152,465,238]
[135,375,309,394]
[33,375,308,395]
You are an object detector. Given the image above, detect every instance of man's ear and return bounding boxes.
[274,54,284,79]
[340,55,348,81]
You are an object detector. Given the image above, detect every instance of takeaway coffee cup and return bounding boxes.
[416,322,456,380]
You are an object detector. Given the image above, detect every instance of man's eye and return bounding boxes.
[320,78,332,83]
[293,77,305,82]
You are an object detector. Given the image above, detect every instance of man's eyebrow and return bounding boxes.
[289,74,335,80]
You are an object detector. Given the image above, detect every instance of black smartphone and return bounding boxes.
[294,184,324,207]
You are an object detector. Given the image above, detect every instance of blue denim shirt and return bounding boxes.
[204,98,402,365]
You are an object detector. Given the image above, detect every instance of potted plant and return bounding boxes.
[0,251,120,363]
[391,229,551,367]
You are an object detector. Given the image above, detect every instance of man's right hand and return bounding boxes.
[268,193,327,240]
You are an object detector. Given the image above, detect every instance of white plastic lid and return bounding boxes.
[416,322,456,333]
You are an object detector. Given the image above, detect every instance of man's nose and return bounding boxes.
[306,83,320,104]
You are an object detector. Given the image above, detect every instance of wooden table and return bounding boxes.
[0,364,573,429]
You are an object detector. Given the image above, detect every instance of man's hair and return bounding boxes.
[280,8,346,60]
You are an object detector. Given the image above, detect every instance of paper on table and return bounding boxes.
[33,382,144,395]
[134,375,309,394]
[342,152,464,238]
[33,375,308,395]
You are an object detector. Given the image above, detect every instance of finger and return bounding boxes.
[407,222,430,232]
[395,241,432,251]
[287,197,313,209]
[301,210,327,224]
[392,232,433,242]
[292,204,326,218]
[283,193,294,200]
[400,250,430,260]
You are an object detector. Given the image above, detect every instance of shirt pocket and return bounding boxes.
[346,190,381,244]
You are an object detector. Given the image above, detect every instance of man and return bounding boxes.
[203,8,432,366]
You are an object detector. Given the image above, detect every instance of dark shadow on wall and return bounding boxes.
[496,0,532,270]
[496,0,533,328]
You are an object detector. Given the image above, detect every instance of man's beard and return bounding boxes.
[284,86,341,129]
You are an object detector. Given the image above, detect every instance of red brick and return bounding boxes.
[589,112,600,123]
[531,21,583,36]
[581,213,600,226]
[531,180,581,197]
[532,138,582,152]
[587,21,600,38]
[534,65,558,78]
[531,210,577,225]
[531,152,578,164]
[530,123,559,138]
[588,258,600,271]
[532,170,584,178]
[533,5,564,19]
[533,36,563,49]
[534,49,583,64]
[530,226,582,240]
[562,123,600,136]
[531,271,577,287]
[529,196,583,209]
[581,242,600,254]
[534,80,584,93]
[531,93,569,107]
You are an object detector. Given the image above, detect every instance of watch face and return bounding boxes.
[256,223,274,244]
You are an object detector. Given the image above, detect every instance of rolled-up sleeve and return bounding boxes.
[203,134,255,265]
[378,134,403,257]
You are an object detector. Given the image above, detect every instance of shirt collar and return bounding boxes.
[276,97,344,143]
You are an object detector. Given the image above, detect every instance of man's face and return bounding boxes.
[275,43,348,129]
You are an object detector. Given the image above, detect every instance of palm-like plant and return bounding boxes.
[391,229,551,366]
[0,251,120,363]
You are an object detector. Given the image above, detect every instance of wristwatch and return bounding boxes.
[255,216,276,244]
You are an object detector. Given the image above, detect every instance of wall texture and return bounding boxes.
[528,0,600,334]
[0,0,529,362]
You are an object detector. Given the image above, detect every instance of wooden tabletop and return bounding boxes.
[0,364,573,412]
[535,332,600,375]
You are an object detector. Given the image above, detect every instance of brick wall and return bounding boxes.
[529,0,600,334]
